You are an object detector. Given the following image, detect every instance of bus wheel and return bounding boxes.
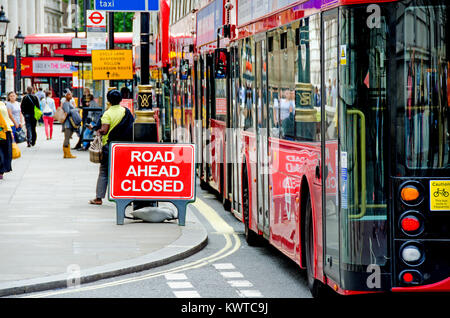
[243,169,260,246]
[305,195,327,298]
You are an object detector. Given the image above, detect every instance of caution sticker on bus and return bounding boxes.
[430,180,450,211]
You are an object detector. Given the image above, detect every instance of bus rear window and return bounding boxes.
[398,5,450,171]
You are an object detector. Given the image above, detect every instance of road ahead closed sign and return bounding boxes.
[109,143,196,201]
[92,49,133,80]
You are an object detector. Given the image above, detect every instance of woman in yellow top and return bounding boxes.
[0,101,13,180]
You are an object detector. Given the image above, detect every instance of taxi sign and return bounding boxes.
[91,49,133,80]
[430,180,450,211]
[109,143,196,201]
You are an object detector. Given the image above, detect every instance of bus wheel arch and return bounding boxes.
[301,177,326,297]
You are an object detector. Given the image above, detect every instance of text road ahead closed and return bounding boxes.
[110,144,195,200]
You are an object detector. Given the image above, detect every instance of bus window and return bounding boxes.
[293,15,321,142]
[399,4,450,172]
[241,38,255,132]
[268,31,280,138]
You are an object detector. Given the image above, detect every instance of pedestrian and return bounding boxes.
[0,104,13,180]
[6,91,24,137]
[61,90,77,159]
[35,87,45,101]
[20,86,40,147]
[41,90,56,140]
[73,88,95,150]
[60,88,76,108]
[89,89,134,205]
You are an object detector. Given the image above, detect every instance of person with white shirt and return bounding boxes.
[41,91,57,140]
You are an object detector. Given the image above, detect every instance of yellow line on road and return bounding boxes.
[26,198,240,298]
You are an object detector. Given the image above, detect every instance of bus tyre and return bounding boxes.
[305,196,327,298]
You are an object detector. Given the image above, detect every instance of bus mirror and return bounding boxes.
[214,49,228,79]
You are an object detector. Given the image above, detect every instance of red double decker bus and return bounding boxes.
[225,0,450,295]
[165,0,450,295]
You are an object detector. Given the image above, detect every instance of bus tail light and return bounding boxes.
[401,244,423,264]
[399,270,423,285]
[401,185,420,202]
[400,215,421,233]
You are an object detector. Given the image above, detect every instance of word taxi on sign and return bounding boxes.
[109,143,196,201]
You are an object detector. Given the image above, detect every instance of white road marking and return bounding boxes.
[167,281,194,289]
[237,290,264,298]
[173,290,201,298]
[164,273,188,280]
[213,263,236,270]
[220,271,244,278]
[227,280,253,288]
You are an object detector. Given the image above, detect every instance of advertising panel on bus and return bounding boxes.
[196,0,223,47]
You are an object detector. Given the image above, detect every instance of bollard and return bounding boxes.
[133,84,158,210]
[133,84,158,142]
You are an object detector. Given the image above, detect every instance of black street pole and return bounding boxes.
[1,40,5,98]
[108,12,114,49]
[140,12,149,85]
[15,47,21,96]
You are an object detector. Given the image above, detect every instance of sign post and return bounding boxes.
[109,143,196,225]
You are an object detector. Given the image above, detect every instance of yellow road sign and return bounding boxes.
[430,180,450,211]
[91,49,133,80]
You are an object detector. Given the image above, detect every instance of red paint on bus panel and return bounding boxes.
[210,119,226,192]
[109,144,195,201]
[269,138,322,269]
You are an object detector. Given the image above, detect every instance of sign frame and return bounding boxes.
[108,142,197,226]
[94,0,159,12]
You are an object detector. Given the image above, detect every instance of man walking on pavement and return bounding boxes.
[21,86,40,147]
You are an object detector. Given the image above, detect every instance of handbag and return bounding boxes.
[54,106,67,123]
[14,128,26,144]
[12,142,21,159]
[69,108,82,129]
[34,106,43,121]
[89,134,103,164]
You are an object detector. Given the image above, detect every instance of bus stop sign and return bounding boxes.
[109,143,196,225]
[94,0,159,11]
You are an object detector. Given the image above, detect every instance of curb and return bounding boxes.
[0,212,208,297]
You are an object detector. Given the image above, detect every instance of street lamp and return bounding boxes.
[15,27,24,96]
[0,6,10,98]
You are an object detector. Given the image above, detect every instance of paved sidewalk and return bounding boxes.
[0,125,207,296]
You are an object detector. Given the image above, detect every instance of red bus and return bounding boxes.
[21,32,133,107]
[225,0,450,295]
[166,0,450,295]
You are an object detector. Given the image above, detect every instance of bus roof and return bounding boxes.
[24,32,133,45]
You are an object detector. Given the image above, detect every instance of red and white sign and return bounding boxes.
[109,144,196,201]
[86,10,107,32]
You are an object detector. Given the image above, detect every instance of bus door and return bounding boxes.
[322,9,340,283]
[230,45,242,217]
[255,35,270,237]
